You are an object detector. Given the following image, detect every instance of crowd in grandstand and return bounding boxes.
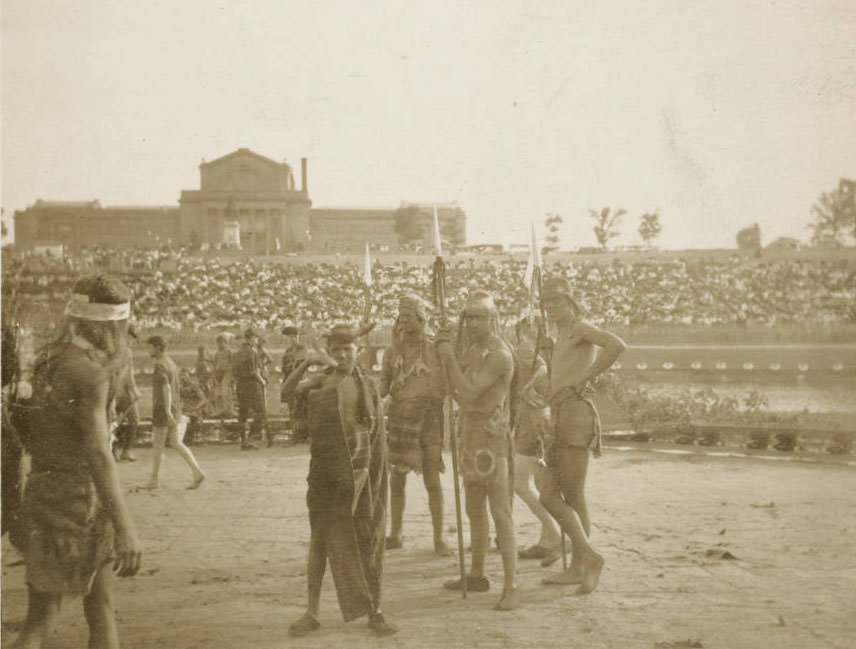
[3,245,854,332]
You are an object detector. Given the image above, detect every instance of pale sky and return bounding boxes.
[2,0,854,248]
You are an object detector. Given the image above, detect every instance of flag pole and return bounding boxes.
[529,220,568,571]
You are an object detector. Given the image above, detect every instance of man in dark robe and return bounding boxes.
[282,324,396,637]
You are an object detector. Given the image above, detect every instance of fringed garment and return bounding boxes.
[305,367,387,621]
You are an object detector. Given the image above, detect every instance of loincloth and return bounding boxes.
[22,470,114,596]
[515,404,551,458]
[547,387,602,465]
[387,397,444,473]
[458,407,510,485]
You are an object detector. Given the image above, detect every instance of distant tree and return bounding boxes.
[1,219,7,239]
[588,207,625,250]
[393,205,425,247]
[808,179,856,246]
[638,212,662,247]
[543,213,563,254]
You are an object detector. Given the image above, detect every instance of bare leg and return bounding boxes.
[514,454,560,549]
[489,459,519,610]
[83,565,119,649]
[166,421,205,488]
[465,482,489,579]
[558,448,592,577]
[423,467,450,555]
[147,426,167,488]
[387,470,406,548]
[13,587,61,649]
[539,450,603,593]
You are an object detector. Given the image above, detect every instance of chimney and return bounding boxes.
[301,158,308,194]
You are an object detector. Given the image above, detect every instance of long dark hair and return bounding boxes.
[33,275,131,377]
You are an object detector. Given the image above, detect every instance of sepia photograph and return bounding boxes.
[1,2,854,647]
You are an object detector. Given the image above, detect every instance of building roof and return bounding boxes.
[200,148,290,170]
[33,200,101,209]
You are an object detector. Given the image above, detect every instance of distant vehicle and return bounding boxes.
[462,244,504,254]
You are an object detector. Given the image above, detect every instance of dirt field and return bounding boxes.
[3,445,855,649]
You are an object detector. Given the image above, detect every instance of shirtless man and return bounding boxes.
[381,294,450,555]
[538,277,626,593]
[13,275,142,649]
[435,291,519,611]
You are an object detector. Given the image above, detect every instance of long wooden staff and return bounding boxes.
[533,268,568,571]
[432,250,467,598]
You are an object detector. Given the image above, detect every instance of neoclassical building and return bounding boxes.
[13,148,466,254]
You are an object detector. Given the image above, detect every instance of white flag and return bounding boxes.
[523,218,542,296]
[363,243,372,287]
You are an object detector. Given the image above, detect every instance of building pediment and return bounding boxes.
[199,148,295,195]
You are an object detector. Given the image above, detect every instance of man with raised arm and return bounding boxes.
[282,324,396,637]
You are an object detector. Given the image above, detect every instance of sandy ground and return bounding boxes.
[3,444,855,649]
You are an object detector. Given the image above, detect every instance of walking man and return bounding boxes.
[144,335,205,490]
[381,294,450,555]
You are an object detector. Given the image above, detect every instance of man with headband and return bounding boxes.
[538,276,626,593]
[435,291,519,611]
[282,324,396,637]
[381,294,450,555]
[12,275,142,648]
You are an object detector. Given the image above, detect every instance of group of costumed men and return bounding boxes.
[1,266,625,647]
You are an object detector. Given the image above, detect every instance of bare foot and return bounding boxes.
[540,547,563,567]
[187,474,206,490]
[576,552,605,594]
[541,567,583,585]
[143,481,160,491]
[288,613,320,637]
[385,536,403,550]
[434,540,452,557]
[494,587,520,611]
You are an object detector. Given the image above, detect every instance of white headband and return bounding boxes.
[65,293,131,321]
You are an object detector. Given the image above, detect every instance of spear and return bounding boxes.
[529,220,568,571]
[431,206,467,598]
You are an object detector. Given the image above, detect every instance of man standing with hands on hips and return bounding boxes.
[537,277,626,593]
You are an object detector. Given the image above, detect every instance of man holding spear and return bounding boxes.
[381,293,451,556]
[432,209,518,609]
